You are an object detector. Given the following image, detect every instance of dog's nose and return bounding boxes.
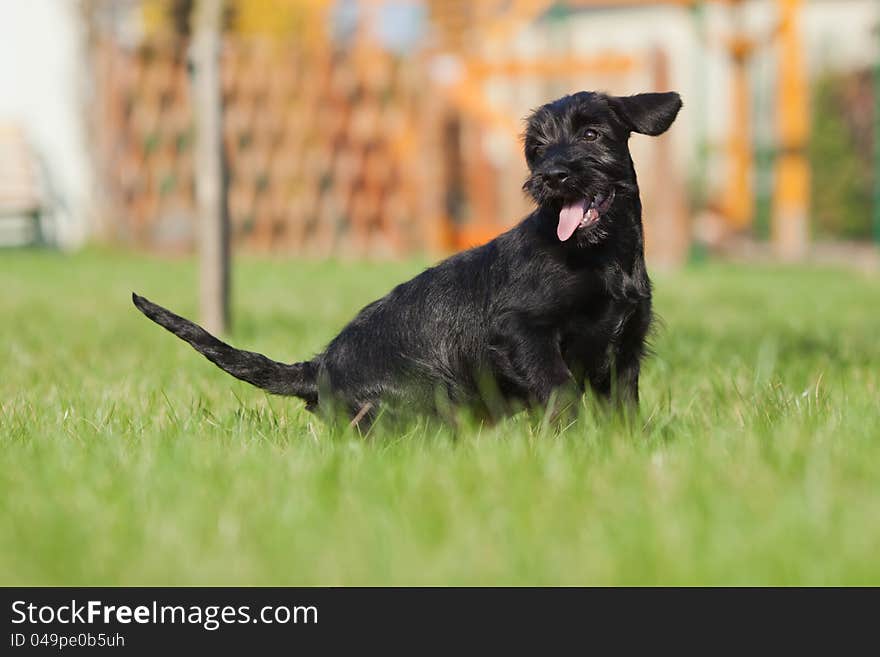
[543,167,568,185]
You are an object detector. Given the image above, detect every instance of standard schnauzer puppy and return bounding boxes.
[134,90,682,428]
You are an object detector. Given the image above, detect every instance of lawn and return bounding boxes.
[1,248,879,585]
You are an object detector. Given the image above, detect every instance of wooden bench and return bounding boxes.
[0,122,45,246]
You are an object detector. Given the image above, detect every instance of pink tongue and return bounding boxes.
[557,199,586,241]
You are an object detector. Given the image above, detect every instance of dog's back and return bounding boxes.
[316,232,512,415]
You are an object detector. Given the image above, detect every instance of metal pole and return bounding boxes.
[192,0,229,335]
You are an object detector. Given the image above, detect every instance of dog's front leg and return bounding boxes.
[488,312,577,410]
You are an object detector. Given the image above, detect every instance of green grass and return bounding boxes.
[1,248,879,585]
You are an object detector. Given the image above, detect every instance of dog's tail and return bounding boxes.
[132,293,318,404]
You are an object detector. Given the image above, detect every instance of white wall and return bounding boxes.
[0,0,92,247]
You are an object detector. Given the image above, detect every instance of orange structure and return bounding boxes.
[772,0,810,260]
[426,1,683,252]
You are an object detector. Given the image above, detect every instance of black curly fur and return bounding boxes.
[133,90,682,427]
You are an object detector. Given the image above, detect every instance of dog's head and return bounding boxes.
[523,91,682,245]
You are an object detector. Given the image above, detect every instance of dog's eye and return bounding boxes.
[583,129,599,142]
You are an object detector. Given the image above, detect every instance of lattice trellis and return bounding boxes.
[94,35,433,255]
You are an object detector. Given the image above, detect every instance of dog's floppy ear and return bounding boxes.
[610,92,682,136]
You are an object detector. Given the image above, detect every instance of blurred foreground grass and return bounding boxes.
[1,248,879,585]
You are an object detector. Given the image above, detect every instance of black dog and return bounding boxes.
[134,90,682,428]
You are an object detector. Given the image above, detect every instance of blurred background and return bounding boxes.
[1,0,878,269]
